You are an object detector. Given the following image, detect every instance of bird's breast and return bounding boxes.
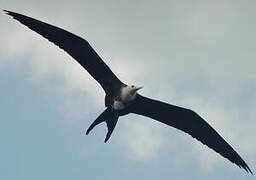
[112,100,126,110]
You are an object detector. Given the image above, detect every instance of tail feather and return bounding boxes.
[105,115,118,143]
[86,110,107,135]
[86,108,119,142]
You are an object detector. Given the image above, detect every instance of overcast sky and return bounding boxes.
[0,0,255,179]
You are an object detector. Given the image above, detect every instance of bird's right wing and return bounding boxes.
[4,10,124,94]
[129,94,252,174]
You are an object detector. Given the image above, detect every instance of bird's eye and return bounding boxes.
[131,85,134,88]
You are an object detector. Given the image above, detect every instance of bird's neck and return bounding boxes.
[120,86,137,103]
[112,86,137,110]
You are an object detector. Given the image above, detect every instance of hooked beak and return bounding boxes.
[135,86,143,91]
[130,86,143,95]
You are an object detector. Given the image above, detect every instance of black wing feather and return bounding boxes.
[129,94,252,174]
[4,10,123,94]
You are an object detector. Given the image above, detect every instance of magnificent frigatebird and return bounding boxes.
[4,10,252,174]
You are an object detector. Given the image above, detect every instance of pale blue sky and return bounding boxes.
[1,0,255,179]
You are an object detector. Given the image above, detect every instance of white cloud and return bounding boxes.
[117,115,166,161]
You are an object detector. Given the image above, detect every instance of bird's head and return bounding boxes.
[127,85,143,95]
[121,85,142,102]
[120,85,143,102]
[119,85,143,103]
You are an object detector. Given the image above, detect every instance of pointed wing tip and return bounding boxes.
[3,9,13,16]
[3,10,20,20]
[236,160,253,175]
[242,164,253,175]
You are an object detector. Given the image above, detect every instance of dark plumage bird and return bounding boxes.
[4,10,252,174]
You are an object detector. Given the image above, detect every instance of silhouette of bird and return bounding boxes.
[4,10,252,174]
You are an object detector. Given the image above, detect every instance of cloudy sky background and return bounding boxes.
[1,0,255,179]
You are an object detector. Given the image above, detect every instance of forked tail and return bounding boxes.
[86,108,119,143]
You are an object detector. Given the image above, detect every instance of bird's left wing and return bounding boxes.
[129,94,252,174]
[4,10,124,94]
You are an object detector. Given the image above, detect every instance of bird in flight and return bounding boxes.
[4,10,252,174]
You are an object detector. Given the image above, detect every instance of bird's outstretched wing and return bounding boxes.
[4,10,124,94]
[129,94,252,174]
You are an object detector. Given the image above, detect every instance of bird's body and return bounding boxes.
[113,99,126,110]
[112,85,142,110]
[4,10,252,174]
